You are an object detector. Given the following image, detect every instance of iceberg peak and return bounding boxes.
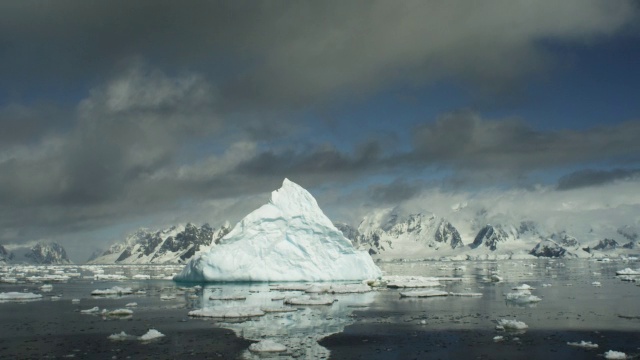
[174,179,381,282]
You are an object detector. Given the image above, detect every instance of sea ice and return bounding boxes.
[188,307,265,318]
[284,295,336,305]
[505,290,542,303]
[108,331,131,341]
[512,284,535,291]
[384,276,442,288]
[496,319,528,331]
[105,308,133,316]
[249,339,287,353]
[125,302,137,307]
[604,350,627,359]
[399,289,449,298]
[209,294,246,300]
[174,179,381,282]
[40,284,53,292]
[616,268,640,275]
[0,292,42,301]
[91,286,133,296]
[80,306,100,314]
[139,329,165,341]
[567,341,598,349]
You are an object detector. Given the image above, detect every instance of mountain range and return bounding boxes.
[0,242,72,265]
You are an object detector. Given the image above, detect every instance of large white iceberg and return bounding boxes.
[174,179,382,282]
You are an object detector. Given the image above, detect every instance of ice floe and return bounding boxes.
[604,350,627,359]
[567,340,598,349]
[284,295,336,305]
[188,307,265,318]
[496,319,528,331]
[399,289,449,298]
[139,329,165,341]
[80,306,100,314]
[249,339,287,353]
[91,286,133,296]
[0,292,42,301]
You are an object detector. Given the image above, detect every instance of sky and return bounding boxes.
[1,1,640,262]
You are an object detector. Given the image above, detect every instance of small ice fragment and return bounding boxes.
[125,302,137,307]
[106,308,133,316]
[139,329,165,341]
[108,331,130,341]
[604,350,627,359]
[248,339,287,353]
[490,274,503,282]
[71,299,80,304]
[160,295,176,300]
[80,306,100,314]
[496,319,528,331]
[493,336,504,342]
[40,284,53,292]
[567,341,598,349]
[592,281,601,287]
[512,284,534,291]
[284,295,336,305]
[0,292,42,301]
[399,289,449,298]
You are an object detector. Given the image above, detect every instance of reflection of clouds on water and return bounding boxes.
[194,284,377,359]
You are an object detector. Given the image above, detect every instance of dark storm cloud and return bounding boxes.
[411,111,640,174]
[557,168,640,190]
[368,180,424,205]
[1,1,636,107]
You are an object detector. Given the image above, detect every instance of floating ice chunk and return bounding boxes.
[399,289,449,298]
[305,284,330,293]
[125,302,137,307]
[132,274,151,280]
[260,306,298,313]
[188,307,265,318]
[40,284,53,292]
[490,274,503,282]
[496,319,528,331]
[249,339,287,353]
[71,298,80,304]
[616,268,640,275]
[270,284,312,291]
[592,281,602,287]
[505,290,542,303]
[94,274,127,281]
[160,295,176,300]
[0,292,42,301]
[174,179,381,282]
[284,295,336,305]
[106,308,133,317]
[449,292,483,297]
[91,286,133,296]
[567,341,598,349]
[209,294,246,301]
[139,329,165,341]
[108,331,132,341]
[512,284,535,291]
[385,276,442,288]
[327,284,372,294]
[80,306,100,314]
[493,336,504,342]
[604,350,627,359]
[0,277,18,284]
[542,283,552,287]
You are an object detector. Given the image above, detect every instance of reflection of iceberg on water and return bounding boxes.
[174,179,381,282]
[190,284,377,359]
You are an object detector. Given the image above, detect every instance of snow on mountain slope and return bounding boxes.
[89,223,230,264]
[2,242,72,265]
[174,178,381,282]
[355,209,464,259]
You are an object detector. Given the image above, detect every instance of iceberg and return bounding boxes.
[174,179,381,282]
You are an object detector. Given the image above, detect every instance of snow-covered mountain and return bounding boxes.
[1,242,72,265]
[333,207,639,260]
[89,222,231,264]
[175,178,381,282]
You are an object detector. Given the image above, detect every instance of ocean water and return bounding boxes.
[0,259,639,359]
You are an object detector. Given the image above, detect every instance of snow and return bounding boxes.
[567,341,598,349]
[249,339,287,353]
[0,292,42,301]
[188,307,265,318]
[174,179,381,282]
[496,319,528,331]
[399,289,449,298]
[91,286,133,296]
[604,350,627,359]
[139,329,165,341]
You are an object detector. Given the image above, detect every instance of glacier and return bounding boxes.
[174,178,382,282]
